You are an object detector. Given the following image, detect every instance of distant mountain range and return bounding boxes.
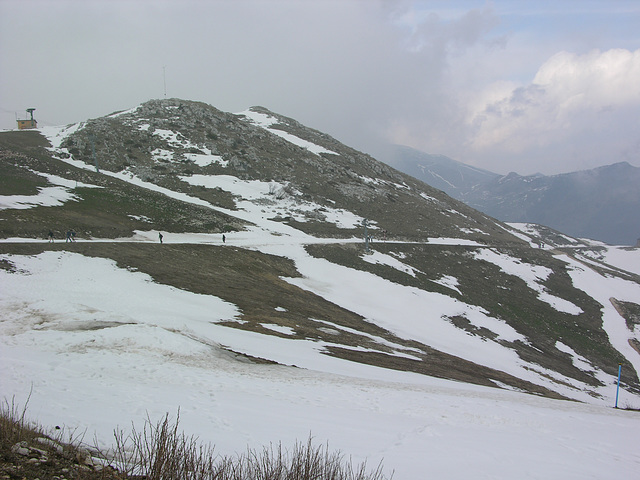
[384,145,640,246]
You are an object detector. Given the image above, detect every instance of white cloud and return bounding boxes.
[534,48,640,105]
[459,48,640,173]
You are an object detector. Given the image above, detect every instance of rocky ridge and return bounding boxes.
[59,98,520,244]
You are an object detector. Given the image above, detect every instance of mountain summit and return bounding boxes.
[56,98,516,245]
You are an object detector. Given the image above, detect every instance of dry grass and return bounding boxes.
[107,411,391,479]
[1,399,392,480]
[0,394,33,448]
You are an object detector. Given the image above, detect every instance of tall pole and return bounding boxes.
[163,66,167,98]
[615,363,622,408]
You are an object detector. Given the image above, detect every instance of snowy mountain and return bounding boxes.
[383,144,499,197]
[384,145,640,246]
[1,98,640,478]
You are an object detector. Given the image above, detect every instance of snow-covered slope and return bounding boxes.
[1,100,640,478]
[2,239,639,479]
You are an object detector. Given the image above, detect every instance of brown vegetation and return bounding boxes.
[1,398,391,480]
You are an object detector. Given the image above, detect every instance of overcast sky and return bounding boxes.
[1,0,639,175]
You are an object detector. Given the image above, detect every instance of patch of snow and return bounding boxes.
[433,275,461,294]
[127,214,152,223]
[238,110,338,156]
[556,341,595,372]
[473,249,583,315]
[40,123,85,149]
[313,318,424,357]
[36,170,102,190]
[180,174,366,229]
[185,153,228,167]
[0,187,77,210]
[354,174,386,186]
[427,238,483,246]
[578,247,640,276]
[445,208,469,219]
[419,192,437,202]
[459,227,485,235]
[260,324,296,335]
[152,128,183,145]
[151,148,174,162]
[362,250,419,277]
[0,170,102,211]
[318,327,340,335]
[506,223,581,248]
[150,128,213,159]
[106,106,141,118]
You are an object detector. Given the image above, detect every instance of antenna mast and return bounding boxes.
[163,66,167,98]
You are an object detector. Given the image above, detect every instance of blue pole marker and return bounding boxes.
[615,363,622,408]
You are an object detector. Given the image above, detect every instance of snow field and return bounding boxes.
[1,125,640,478]
[1,239,639,480]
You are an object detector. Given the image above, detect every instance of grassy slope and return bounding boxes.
[0,131,244,240]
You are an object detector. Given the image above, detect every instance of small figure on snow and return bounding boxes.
[65,230,72,243]
[222,234,226,244]
[159,232,164,244]
[48,230,54,243]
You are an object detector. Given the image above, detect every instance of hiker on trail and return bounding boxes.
[65,230,72,243]
[48,230,54,243]
[222,234,226,243]
[159,232,164,244]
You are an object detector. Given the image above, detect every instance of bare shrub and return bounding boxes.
[108,410,220,479]
[1,400,391,480]
[107,412,392,480]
